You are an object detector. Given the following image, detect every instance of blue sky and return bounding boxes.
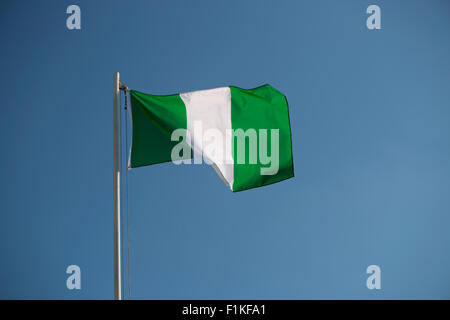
[1,0,450,299]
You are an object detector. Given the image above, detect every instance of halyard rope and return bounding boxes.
[125,92,132,298]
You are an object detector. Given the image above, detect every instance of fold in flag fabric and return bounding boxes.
[128,84,294,192]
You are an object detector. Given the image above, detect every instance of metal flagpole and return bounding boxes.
[113,72,122,300]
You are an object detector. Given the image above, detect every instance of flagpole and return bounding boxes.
[113,72,122,300]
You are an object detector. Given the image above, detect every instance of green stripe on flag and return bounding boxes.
[129,90,190,168]
[230,85,294,191]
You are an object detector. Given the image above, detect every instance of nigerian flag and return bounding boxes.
[127,84,294,192]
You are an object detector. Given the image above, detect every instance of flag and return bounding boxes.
[128,84,294,192]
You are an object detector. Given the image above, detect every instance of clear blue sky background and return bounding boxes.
[1,0,450,299]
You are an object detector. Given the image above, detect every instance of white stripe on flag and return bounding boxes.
[180,87,234,189]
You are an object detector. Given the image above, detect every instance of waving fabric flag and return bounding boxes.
[128,84,294,192]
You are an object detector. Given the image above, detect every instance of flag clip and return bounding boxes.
[119,80,129,92]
